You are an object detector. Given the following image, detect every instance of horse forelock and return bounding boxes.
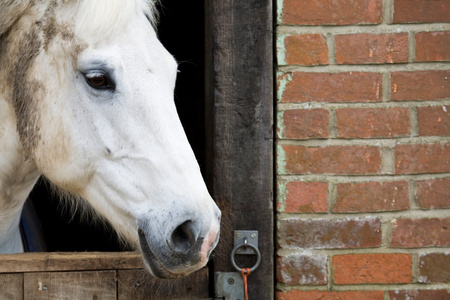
[74,0,158,40]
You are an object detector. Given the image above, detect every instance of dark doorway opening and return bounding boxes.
[28,2,205,252]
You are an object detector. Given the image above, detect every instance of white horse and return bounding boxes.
[0,0,220,279]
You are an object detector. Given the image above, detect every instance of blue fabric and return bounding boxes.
[20,199,47,252]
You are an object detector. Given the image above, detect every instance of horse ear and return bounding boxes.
[0,0,31,36]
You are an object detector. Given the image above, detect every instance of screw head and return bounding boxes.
[228,278,235,285]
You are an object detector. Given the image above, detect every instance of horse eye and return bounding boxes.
[84,73,115,90]
[89,75,106,86]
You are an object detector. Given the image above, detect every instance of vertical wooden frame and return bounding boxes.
[205,1,274,299]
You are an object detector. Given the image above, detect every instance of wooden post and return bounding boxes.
[205,0,274,299]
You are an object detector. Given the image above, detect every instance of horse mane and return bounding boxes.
[43,176,136,250]
[0,0,158,38]
[0,1,32,36]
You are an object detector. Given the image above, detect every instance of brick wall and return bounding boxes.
[275,0,450,299]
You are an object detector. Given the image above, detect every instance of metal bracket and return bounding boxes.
[234,230,258,255]
[214,231,260,299]
[214,272,244,300]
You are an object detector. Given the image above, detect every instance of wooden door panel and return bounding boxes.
[118,268,209,300]
[0,274,23,300]
[24,271,116,300]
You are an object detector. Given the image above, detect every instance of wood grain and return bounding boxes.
[118,268,209,300]
[205,0,274,298]
[24,271,116,300]
[0,274,23,300]
[0,252,143,273]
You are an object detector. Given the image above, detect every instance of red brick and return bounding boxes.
[280,72,382,103]
[416,178,450,209]
[278,218,382,249]
[419,253,450,283]
[418,105,450,136]
[389,289,450,300]
[393,0,450,24]
[337,107,410,138]
[279,109,329,139]
[276,254,327,285]
[281,0,382,25]
[284,34,328,66]
[416,31,450,62]
[277,290,384,300]
[336,33,408,64]
[333,253,412,284]
[333,181,410,213]
[391,70,450,101]
[282,145,381,175]
[395,143,450,174]
[279,181,328,213]
[391,218,450,248]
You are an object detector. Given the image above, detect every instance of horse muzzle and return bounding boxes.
[137,207,221,279]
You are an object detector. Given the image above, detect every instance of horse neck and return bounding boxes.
[0,98,40,253]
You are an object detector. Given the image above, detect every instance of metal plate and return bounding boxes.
[233,230,258,255]
[214,272,244,300]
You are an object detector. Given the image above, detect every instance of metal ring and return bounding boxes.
[230,242,261,273]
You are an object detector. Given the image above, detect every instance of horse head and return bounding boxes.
[0,0,220,278]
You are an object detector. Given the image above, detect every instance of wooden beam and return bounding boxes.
[205,0,274,299]
[0,252,143,273]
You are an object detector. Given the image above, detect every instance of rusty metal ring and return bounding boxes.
[230,242,261,273]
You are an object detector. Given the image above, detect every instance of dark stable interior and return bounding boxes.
[28,2,205,252]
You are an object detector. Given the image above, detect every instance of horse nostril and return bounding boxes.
[170,220,198,254]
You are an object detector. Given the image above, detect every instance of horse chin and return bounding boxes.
[138,228,196,279]
[138,229,180,279]
[141,249,185,279]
